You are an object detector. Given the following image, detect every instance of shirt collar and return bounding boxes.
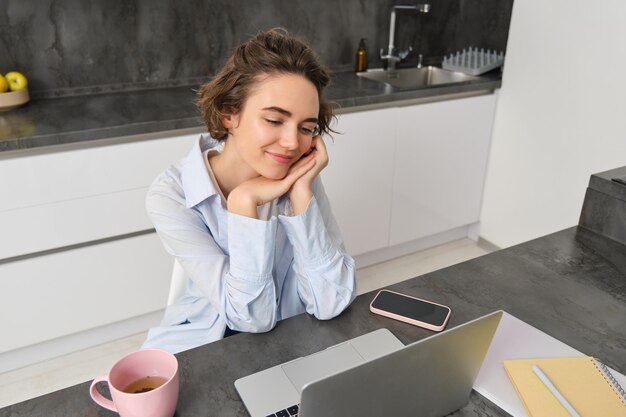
[180,134,224,208]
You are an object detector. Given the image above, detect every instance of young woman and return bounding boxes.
[142,28,357,353]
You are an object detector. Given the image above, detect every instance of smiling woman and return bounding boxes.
[142,28,357,353]
[212,73,323,215]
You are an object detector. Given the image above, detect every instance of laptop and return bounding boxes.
[235,310,503,417]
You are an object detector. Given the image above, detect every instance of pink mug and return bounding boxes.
[89,348,179,417]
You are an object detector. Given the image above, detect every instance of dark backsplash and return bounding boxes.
[0,0,513,98]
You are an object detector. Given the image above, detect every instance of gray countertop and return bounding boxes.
[2,223,624,417]
[0,69,501,153]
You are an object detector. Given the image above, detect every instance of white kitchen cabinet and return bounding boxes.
[0,131,199,360]
[0,233,172,353]
[0,188,150,260]
[0,133,197,212]
[389,94,496,246]
[0,133,197,259]
[322,94,496,255]
[322,108,396,256]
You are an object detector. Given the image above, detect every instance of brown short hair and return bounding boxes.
[196,28,334,140]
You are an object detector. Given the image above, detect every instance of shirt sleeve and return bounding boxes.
[146,170,277,333]
[278,177,357,320]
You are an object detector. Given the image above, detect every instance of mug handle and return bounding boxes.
[89,374,118,412]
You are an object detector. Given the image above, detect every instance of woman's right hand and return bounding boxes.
[227,152,317,218]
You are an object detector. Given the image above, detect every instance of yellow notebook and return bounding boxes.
[503,356,626,417]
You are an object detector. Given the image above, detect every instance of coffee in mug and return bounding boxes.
[123,376,169,394]
[89,348,179,417]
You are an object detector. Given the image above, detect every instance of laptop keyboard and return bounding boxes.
[266,404,299,417]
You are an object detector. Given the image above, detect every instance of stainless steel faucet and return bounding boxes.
[380,4,430,70]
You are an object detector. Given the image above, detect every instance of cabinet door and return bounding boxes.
[0,133,197,259]
[0,233,172,353]
[321,108,395,256]
[390,95,496,246]
[0,133,198,212]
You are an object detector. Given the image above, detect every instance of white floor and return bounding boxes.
[0,238,492,408]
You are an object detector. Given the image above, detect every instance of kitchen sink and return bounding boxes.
[357,66,479,90]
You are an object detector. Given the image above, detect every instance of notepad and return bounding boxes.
[504,356,626,417]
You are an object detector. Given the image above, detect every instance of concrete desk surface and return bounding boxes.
[2,224,624,417]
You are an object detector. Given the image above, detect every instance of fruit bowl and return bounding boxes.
[0,89,30,112]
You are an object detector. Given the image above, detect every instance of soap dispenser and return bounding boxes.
[355,38,368,73]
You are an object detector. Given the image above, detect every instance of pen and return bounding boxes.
[532,365,581,417]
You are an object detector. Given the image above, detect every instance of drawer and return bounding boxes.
[0,233,173,353]
[0,133,197,212]
[0,187,152,260]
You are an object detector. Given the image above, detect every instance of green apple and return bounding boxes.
[0,74,8,93]
[5,71,28,92]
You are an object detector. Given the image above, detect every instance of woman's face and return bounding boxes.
[222,73,320,180]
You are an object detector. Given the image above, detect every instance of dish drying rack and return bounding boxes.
[442,47,505,76]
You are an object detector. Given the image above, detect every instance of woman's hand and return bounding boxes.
[289,136,329,215]
[227,151,317,218]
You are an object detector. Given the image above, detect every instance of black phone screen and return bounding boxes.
[371,290,450,326]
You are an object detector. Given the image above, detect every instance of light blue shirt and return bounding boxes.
[143,135,357,353]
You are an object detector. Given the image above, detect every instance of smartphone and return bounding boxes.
[369,289,451,332]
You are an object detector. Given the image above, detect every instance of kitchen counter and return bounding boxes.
[0,69,501,154]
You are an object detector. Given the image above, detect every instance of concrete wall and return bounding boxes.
[0,0,512,97]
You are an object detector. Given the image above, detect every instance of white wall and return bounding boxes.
[480,0,626,248]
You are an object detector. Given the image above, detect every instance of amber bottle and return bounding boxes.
[355,38,368,73]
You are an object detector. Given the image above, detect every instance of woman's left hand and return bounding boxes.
[289,136,329,214]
